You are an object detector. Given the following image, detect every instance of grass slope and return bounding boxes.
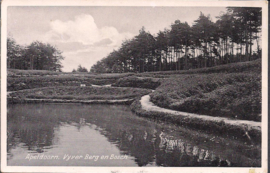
[116,59,261,122]
[150,73,261,121]
[7,75,133,91]
[112,76,161,89]
[9,86,152,101]
[149,61,261,122]
[136,59,261,78]
[7,59,262,122]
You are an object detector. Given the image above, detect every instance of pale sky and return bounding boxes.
[8,6,227,72]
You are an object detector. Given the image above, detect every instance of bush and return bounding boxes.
[112,76,161,89]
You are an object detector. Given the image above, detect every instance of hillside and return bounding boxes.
[115,59,262,122]
[7,59,261,122]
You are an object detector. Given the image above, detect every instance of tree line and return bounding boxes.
[7,38,64,71]
[72,65,89,73]
[90,7,262,73]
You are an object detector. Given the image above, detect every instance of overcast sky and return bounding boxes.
[8,6,227,72]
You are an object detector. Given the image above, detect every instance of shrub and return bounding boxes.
[112,76,161,89]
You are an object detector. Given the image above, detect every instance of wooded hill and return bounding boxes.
[90,7,262,73]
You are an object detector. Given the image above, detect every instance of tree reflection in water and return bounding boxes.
[7,103,261,167]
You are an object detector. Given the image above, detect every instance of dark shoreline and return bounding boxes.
[7,97,134,105]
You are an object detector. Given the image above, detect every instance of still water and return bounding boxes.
[7,103,261,167]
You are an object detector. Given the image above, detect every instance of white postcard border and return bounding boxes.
[1,1,268,173]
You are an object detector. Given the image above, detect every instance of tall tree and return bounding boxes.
[77,64,88,72]
[156,30,169,71]
[227,7,262,60]
[216,12,234,63]
[193,12,216,67]
[133,27,156,72]
[90,7,262,73]
[170,20,192,70]
[25,41,64,71]
[7,37,24,69]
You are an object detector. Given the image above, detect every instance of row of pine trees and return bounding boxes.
[90,7,262,73]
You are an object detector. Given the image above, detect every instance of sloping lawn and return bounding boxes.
[9,86,152,100]
[150,72,261,122]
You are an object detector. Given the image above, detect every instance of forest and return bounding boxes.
[7,38,64,72]
[90,7,262,73]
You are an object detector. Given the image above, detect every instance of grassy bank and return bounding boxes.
[111,60,261,122]
[8,86,152,102]
[7,76,114,91]
[150,72,261,122]
[135,59,261,78]
[7,59,261,122]
[130,98,261,145]
[112,76,161,89]
[7,75,134,91]
[7,69,134,91]
[8,69,61,77]
[8,69,134,77]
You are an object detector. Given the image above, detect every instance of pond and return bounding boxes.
[7,103,261,167]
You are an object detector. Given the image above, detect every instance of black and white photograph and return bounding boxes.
[1,0,268,172]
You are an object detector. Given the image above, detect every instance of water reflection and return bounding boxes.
[7,103,261,167]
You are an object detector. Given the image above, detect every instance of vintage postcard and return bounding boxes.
[1,0,268,172]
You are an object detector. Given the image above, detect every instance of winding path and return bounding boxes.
[8,85,261,132]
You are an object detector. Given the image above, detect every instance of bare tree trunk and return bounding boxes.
[249,32,252,60]
[179,49,182,70]
[240,44,242,62]
[170,47,172,70]
[166,50,168,71]
[193,49,195,68]
[245,29,249,61]
[159,50,162,71]
[256,32,260,53]
[30,56,34,70]
[175,51,177,71]
[185,40,188,70]
[219,41,222,65]
[204,41,207,67]
[232,42,234,62]
[175,49,177,71]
